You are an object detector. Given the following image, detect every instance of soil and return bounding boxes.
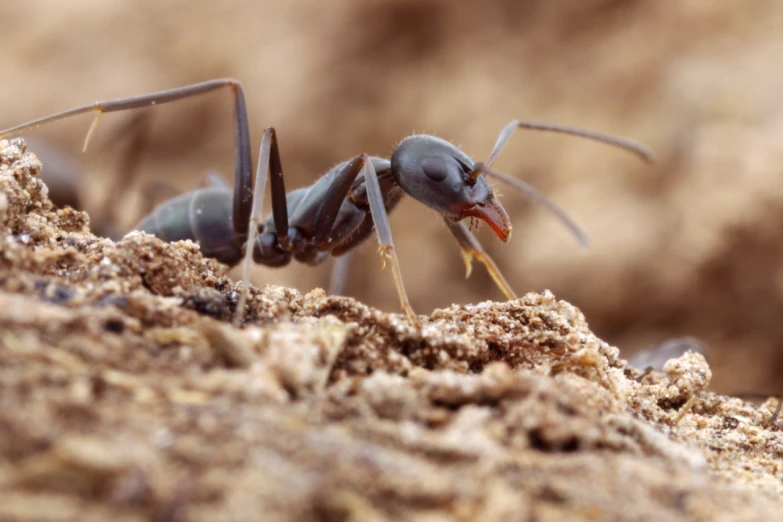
[2,139,782,521]
[4,0,783,397]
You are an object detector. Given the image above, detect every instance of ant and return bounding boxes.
[0,79,653,326]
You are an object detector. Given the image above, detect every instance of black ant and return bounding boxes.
[0,79,653,326]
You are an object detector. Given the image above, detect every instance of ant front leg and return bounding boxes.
[444,219,517,301]
[359,155,420,327]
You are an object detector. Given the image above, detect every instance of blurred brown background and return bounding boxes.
[3,0,783,394]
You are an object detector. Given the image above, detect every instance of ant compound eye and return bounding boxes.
[421,156,450,182]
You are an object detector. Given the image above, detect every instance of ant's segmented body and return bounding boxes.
[0,79,653,326]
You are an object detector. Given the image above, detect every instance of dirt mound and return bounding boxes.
[1,139,782,521]
[6,1,783,395]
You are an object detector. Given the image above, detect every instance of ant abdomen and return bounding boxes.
[136,188,243,266]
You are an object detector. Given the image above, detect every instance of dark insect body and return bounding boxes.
[0,79,653,325]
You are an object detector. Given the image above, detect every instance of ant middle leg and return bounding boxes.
[328,253,354,296]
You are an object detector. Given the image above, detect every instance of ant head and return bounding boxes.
[391,135,511,241]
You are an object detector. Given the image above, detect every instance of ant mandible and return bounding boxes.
[0,79,653,327]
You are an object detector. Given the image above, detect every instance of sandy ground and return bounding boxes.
[2,1,783,397]
[2,139,782,520]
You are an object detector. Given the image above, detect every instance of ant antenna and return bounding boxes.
[485,120,655,167]
[474,162,589,249]
[465,119,655,249]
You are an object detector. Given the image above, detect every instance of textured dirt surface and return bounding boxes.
[2,140,783,520]
[3,1,783,396]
